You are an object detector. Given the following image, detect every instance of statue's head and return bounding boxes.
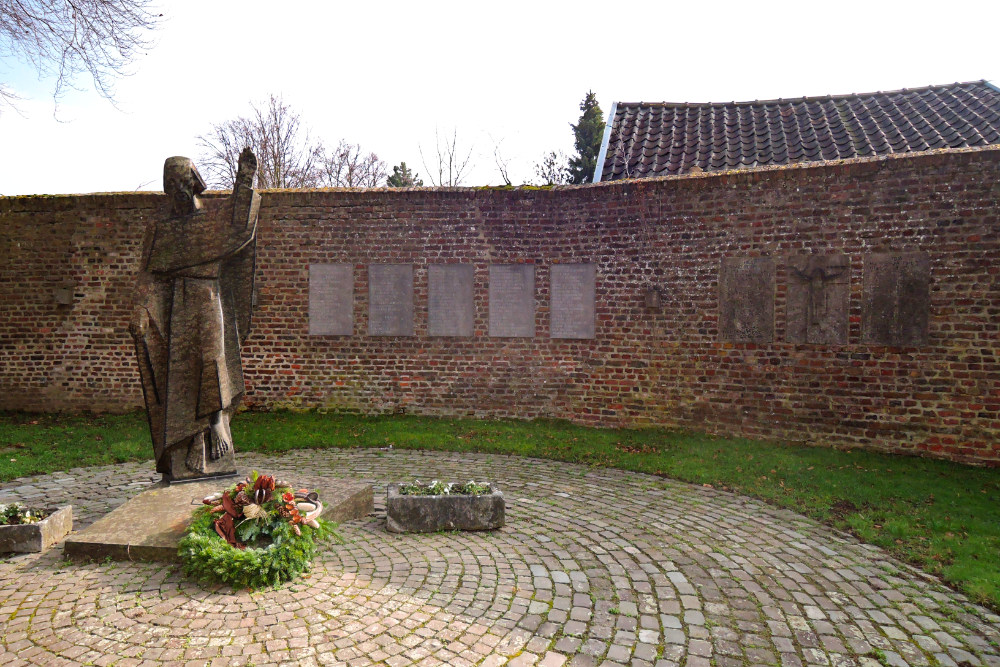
[163,156,207,216]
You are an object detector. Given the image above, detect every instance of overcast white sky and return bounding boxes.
[1,1,998,195]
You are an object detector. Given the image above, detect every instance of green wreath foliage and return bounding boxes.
[178,478,340,590]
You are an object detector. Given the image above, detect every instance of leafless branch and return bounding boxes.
[613,134,634,179]
[420,127,473,186]
[197,95,323,189]
[0,0,161,110]
[317,139,388,187]
[533,150,571,185]
[492,136,512,186]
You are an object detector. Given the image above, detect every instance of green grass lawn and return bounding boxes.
[1,409,998,609]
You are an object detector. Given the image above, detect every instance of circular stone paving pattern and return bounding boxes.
[1,449,998,667]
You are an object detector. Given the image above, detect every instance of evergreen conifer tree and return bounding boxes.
[567,91,604,184]
[387,162,424,187]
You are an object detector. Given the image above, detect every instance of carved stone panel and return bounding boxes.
[786,255,849,344]
[719,256,774,343]
[862,252,930,346]
[550,263,596,339]
[309,263,354,336]
[428,264,474,337]
[369,264,414,336]
[489,264,535,337]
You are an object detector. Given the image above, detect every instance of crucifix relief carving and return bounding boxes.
[786,255,849,344]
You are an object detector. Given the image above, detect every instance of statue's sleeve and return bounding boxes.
[146,199,256,274]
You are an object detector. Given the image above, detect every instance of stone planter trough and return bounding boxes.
[386,484,504,533]
[0,506,73,553]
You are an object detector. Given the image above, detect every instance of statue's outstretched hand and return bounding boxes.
[235,148,258,191]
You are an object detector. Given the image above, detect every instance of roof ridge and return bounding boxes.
[617,80,992,109]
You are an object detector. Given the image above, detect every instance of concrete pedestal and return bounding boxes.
[64,478,372,562]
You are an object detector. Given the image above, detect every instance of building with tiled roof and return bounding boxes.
[594,80,1000,181]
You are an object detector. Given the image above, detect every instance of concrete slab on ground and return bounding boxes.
[63,477,372,562]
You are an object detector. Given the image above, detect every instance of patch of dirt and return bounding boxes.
[829,498,859,520]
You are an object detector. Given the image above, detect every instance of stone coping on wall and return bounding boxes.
[2,144,998,202]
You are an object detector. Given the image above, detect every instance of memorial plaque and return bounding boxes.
[428,264,474,337]
[369,264,414,336]
[489,264,535,337]
[719,256,774,342]
[862,252,930,346]
[309,263,354,336]
[787,255,849,344]
[551,263,596,339]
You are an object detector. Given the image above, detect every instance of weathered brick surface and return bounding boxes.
[2,148,999,464]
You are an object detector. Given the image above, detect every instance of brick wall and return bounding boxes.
[2,147,998,464]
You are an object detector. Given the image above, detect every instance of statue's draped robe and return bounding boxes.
[133,198,257,474]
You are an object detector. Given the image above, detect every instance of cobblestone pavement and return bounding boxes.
[1,449,998,667]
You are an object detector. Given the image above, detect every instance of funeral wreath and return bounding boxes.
[179,471,339,589]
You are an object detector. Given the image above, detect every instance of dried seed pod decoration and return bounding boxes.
[252,475,276,504]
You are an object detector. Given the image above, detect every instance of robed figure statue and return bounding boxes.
[130,149,260,482]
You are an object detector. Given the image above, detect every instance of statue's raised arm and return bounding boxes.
[231,147,260,233]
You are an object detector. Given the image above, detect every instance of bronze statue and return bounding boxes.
[130,149,259,482]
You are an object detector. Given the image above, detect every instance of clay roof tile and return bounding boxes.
[600,81,1000,180]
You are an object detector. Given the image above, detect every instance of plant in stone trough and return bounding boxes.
[399,479,491,496]
[0,503,48,525]
[178,471,340,589]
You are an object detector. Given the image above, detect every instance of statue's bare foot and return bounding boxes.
[209,412,232,461]
[185,433,206,472]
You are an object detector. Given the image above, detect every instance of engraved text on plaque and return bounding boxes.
[550,263,596,339]
[719,256,775,343]
[489,264,535,337]
[428,264,474,336]
[309,263,354,335]
[369,264,414,336]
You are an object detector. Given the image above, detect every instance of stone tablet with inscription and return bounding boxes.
[309,263,354,336]
[489,264,535,337]
[551,263,596,339]
[719,256,775,343]
[787,255,849,345]
[428,264,474,337]
[862,252,930,346]
[369,264,414,336]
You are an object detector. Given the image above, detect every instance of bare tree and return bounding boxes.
[534,150,571,185]
[317,139,388,187]
[492,136,513,186]
[197,95,324,189]
[420,127,473,186]
[0,0,161,109]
